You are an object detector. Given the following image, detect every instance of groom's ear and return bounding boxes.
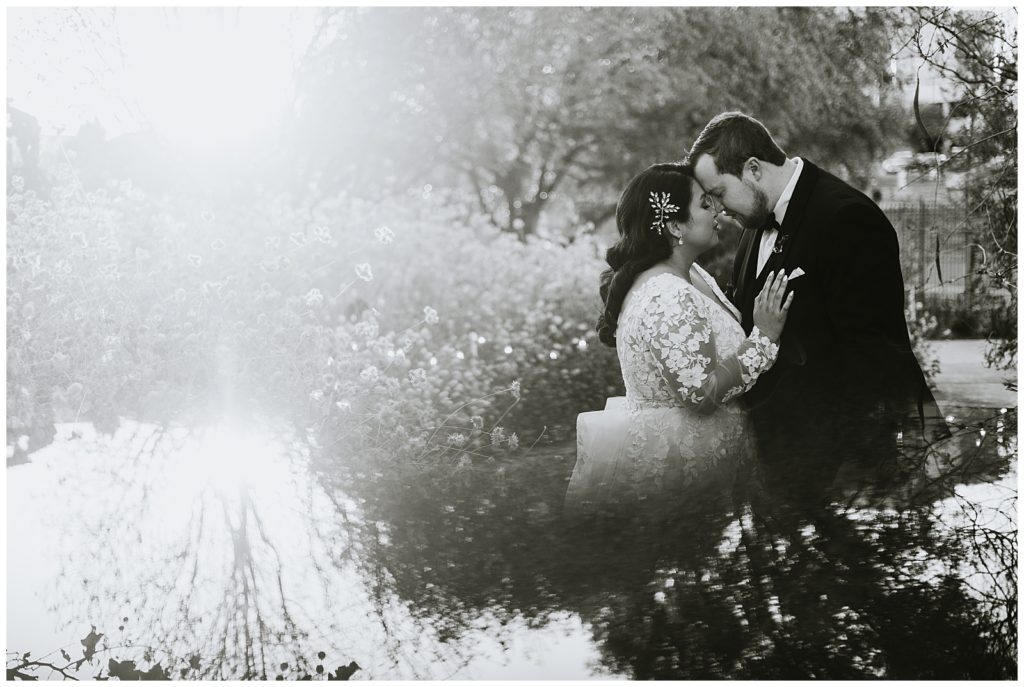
[744,157,762,181]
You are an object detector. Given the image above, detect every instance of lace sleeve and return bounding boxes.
[646,284,778,414]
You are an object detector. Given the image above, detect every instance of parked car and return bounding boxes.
[881,150,914,173]
[912,151,949,167]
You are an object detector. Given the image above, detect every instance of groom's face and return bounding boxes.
[693,154,771,230]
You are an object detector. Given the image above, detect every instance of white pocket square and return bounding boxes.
[789,267,806,279]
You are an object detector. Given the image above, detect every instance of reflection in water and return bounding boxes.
[327,405,1016,679]
[18,420,344,679]
[7,407,1017,679]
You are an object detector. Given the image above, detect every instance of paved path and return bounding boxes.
[930,340,1016,409]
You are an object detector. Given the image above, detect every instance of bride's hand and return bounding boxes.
[753,270,794,341]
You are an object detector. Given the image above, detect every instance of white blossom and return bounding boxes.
[374,225,395,244]
[305,288,324,307]
[355,263,373,282]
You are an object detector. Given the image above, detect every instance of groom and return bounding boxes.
[687,111,947,500]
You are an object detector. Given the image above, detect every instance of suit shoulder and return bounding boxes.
[810,170,892,230]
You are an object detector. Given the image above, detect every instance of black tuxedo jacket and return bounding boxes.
[730,159,947,473]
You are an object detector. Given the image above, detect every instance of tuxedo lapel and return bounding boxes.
[733,160,822,331]
[757,159,820,281]
[777,159,819,257]
[734,226,762,310]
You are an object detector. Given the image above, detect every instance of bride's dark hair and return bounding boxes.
[597,163,695,347]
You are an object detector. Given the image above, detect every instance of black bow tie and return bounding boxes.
[761,216,782,233]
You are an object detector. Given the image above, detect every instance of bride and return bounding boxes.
[566,162,793,512]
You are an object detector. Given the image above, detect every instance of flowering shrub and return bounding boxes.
[7,171,623,464]
[905,298,941,382]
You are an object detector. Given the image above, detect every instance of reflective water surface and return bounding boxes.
[7,406,1017,679]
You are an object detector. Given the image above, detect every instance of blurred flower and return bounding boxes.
[305,288,324,307]
[11,176,24,192]
[471,415,484,430]
[313,225,332,244]
[511,380,521,400]
[310,390,324,402]
[289,232,307,246]
[264,236,281,249]
[409,368,428,387]
[354,319,379,339]
[211,239,226,250]
[507,433,520,450]
[355,263,373,282]
[447,433,467,447]
[491,426,506,446]
[360,365,380,383]
[201,210,216,223]
[187,254,202,268]
[374,225,395,244]
[424,306,439,324]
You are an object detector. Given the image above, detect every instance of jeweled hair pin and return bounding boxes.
[649,191,679,235]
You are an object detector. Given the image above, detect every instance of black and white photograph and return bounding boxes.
[5,4,1018,680]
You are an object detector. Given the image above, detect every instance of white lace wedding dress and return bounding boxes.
[566,265,779,511]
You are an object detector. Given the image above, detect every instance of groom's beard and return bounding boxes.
[739,182,772,230]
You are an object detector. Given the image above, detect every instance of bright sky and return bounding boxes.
[7,7,320,149]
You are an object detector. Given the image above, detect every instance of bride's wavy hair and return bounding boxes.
[596,163,695,347]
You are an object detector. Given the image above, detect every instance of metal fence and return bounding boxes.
[882,201,987,309]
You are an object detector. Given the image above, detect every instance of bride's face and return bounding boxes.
[679,179,721,251]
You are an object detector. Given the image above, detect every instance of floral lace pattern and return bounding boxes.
[567,265,779,508]
[620,269,778,413]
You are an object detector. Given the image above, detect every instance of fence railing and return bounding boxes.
[882,201,991,309]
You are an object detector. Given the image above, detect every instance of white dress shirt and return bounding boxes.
[756,157,804,276]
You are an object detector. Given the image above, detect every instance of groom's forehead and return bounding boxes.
[694,154,729,191]
[694,154,724,180]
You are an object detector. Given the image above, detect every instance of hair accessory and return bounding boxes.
[649,191,679,235]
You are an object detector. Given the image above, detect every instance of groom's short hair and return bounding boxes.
[687,112,787,177]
